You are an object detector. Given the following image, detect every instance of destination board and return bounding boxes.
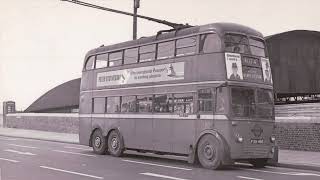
[241,56,261,67]
[242,66,263,82]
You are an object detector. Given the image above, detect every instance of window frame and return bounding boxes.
[84,56,96,71]
[95,53,109,69]
[92,97,106,114]
[108,50,124,67]
[175,36,197,57]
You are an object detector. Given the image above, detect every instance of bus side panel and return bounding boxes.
[172,119,196,154]
[119,118,136,148]
[79,92,93,146]
[135,118,153,150]
[79,71,94,146]
[153,118,173,153]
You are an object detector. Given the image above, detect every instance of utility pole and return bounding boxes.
[133,0,140,40]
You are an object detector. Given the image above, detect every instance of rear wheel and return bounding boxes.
[197,134,223,170]
[91,129,107,155]
[107,130,124,157]
[249,159,268,168]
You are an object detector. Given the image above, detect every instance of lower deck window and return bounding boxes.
[173,93,194,114]
[137,95,153,113]
[92,97,105,114]
[106,97,121,113]
[121,96,137,112]
[154,94,174,113]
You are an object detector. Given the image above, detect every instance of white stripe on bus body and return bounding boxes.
[80,80,226,94]
[6,113,79,117]
[79,113,228,120]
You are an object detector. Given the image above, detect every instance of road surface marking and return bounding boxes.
[140,172,189,180]
[52,150,96,157]
[0,157,19,163]
[9,144,38,149]
[237,176,264,180]
[0,137,17,141]
[122,159,192,171]
[4,149,36,156]
[64,146,91,151]
[239,168,320,177]
[40,166,103,179]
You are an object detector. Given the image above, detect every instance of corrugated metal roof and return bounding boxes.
[24,78,81,112]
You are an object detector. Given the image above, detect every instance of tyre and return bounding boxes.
[107,130,124,157]
[249,159,268,168]
[91,129,108,155]
[197,134,224,170]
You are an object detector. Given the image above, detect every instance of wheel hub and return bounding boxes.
[111,137,118,149]
[94,137,101,148]
[203,144,215,160]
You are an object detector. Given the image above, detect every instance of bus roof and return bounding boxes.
[85,22,263,57]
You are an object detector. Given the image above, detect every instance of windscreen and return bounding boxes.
[231,87,274,119]
[225,34,266,57]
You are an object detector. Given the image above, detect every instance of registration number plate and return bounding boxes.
[250,139,264,144]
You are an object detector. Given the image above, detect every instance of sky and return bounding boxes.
[0,0,319,113]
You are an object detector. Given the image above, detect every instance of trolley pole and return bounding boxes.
[133,0,140,40]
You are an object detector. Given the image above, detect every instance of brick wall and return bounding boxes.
[275,117,320,152]
[4,113,320,152]
[5,113,79,134]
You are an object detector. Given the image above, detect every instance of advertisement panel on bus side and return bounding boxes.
[96,62,185,87]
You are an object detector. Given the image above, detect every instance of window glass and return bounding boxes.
[173,93,194,114]
[157,41,175,59]
[231,88,255,117]
[224,34,250,54]
[106,97,121,113]
[124,48,138,64]
[93,97,105,114]
[96,54,108,69]
[198,89,213,112]
[216,87,227,114]
[139,44,156,62]
[85,56,95,70]
[137,95,153,113]
[109,51,123,66]
[121,96,137,112]
[256,89,274,118]
[200,34,222,53]
[176,36,197,56]
[154,94,174,113]
[250,46,266,57]
[249,38,265,48]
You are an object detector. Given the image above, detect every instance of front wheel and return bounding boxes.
[249,159,268,168]
[107,130,124,157]
[197,134,224,170]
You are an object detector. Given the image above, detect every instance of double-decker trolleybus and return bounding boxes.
[79,22,276,169]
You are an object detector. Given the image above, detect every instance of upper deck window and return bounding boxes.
[124,48,138,64]
[109,51,123,67]
[176,36,197,56]
[224,33,266,57]
[96,54,108,69]
[225,34,250,54]
[249,38,266,57]
[199,33,221,53]
[85,56,95,70]
[157,41,175,60]
[139,44,156,62]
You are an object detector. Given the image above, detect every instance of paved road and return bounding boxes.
[0,136,320,180]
